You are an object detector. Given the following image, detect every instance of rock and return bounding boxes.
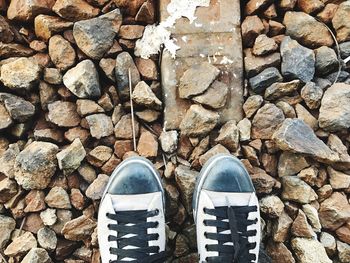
[45,186,71,209]
[317,3,338,24]
[0,143,20,178]
[87,146,112,167]
[327,134,350,169]
[15,141,58,190]
[237,118,251,141]
[281,176,317,204]
[119,25,144,39]
[57,139,86,175]
[295,104,318,131]
[37,227,57,251]
[132,81,162,109]
[215,120,240,151]
[337,240,350,263]
[272,210,293,242]
[114,114,140,139]
[243,95,263,118]
[115,52,141,100]
[319,192,350,230]
[0,43,34,59]
[76,99,104,116]
[0,16,14,43]
[332,2,350,42]
[86,113,114,139]
[264,80,302,100]
[0,215,15,249]
[73,9,122,59]
[24,190,46,213]
[192,81,229,109]
[175,165,198,213]
[135,58,158,80]
[4,232,37,257]
[291,237,332,263]
[178,62,219,99]
[180,105,219,137]
[44,68,62,85]
[244,49,281,77]
[49,35,76,71]
[281,36,315,83]
[0,93,35,122]
[40,208,57,226]
[99,58,115,82]
[259,195,284,218]
[51,209,72,234]
[0,104,12,130]
[298,0,324,14]
[315,46,339,76]
[328,167,350,190]
[245,0,273,15]
[291,209,314,238]
[253,34,278,56]
[339,41,350,58]
[85,174,109,200]
[199,145,230,166]
[0,57,41,91]
[137,131,158,158]
[266,240,296,263]
[284,11,334,48]
[298,166,318,186]
[272,119,339,163]
[302,204,322,231]
[7,0,55,21]
[320,232,337,256]
[63,60,101,99]
[21,247,52,263]
[336,222,350,244]
[70,188,86,210]
[62,215,96,241]
[252,103,285,139]
[48,101,81,127]
[53,0,99,22]
[241,16,265,47]
[301,82,323,109]
[249,67,283,93]
[135,0,155,23]
[34,15,73,41]
[319,83,350,131]
[159,130,178,154]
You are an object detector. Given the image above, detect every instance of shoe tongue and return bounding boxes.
[109,192,160,212]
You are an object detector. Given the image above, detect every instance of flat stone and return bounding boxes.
[45,186,71,209]
[0,215,15,249]
[119,25,144,40]
[302,204,322,231]
[57,138,86,175]
[24,190,46,213]
[328,167,350,190]
[252,103,285,139]
[332,2,350,42]
[301,82,323,109]
[253,34,278,56]
[53,0,99,22]
[37,227,57,251]
[73,9,122,59]
[87,145,113,167]
[21,247,52,263]
[76,99,104,116]
[295,104,318,131]
[215,120,240,151]
[244,49,281,77]
[243,95,263,118]
[62,215,96,241]
[137,131,158,158]
[48,101,81,127]
[272,119,339,163]
[281,176,318,204]
[49,35,76,71]
[34,15,73,41]
[114,114,140,140]
[86,174,109,200]
[0,93,36,122]
[86,114,114,139]
[4,232,37,257]
[63,60,101,99]
[315,46,339,76]
[291,237,332,263]
[249,67,283,93]
[7,0,55,21]
[175,165,198,213]
[135,58,158,80]
[159,130,178,154]
[265,80,302,100]
[199,145,230,166]
[14,141,58,190]
[281,36,315,83]
[179,104,219,137]
[319,83,350,131]
[192,80,229,109]
[0,57,41,91]
[284,11,334,48]
[132,81,162,110]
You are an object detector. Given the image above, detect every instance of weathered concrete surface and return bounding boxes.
[161,0,244,130]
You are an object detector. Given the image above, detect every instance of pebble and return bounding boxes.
[57,138,86,175]
[159,130,178,154]
[132,81,162,109]
[48,101,81,127]
[86,113,114,139]
[45,186,71,209]
[4,231,37,257]
[40,208,57,226]
[85,174,109,200]
[249,67,283,93]
[281,176,317,204]
[291,237,332,263]
[215,120,240,151]
[21,247,52,263]
[49,35,76,71]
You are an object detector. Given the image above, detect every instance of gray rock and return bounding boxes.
[302,204,321,231]
[86,113,114,139]
[264,80,302,100]
[301,82,323,109]
[281,36,315,83]
[37,227,57,251]
[63,60,101,99]
[281,176,318,204]
[319,83,350,131]
[259,195,284,218]
[0,57,41,91]
[175,165,198,213]
[132,81,162,110]
[178,62,220,99]
[339,41,350,59]
[278,152,309,177]
[215,120,240,151]
[315,46,339,76]
[249,67,283,93]
[73,9,122,59]
[56,138,86,175]
[291,237,332,263]
[325,70,350,83]
[43,68,62,85]
[337,240,350,263]
[179,104,219,137]
[115,52,140,100]
[14,141,59,190]
[320,232,336,257]
[0,215,15,249]
[0,93,35,122]
[50,209,72,234]
[192,80,228,109]
[159,130,178,154]
[21,247,52,263]
[273,119,339,163]
[48,101,81,127]
[0,103,12,130]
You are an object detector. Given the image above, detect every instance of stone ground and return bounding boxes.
[0,0,350,263]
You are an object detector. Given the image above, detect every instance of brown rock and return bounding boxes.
[265,80,302,101]
[0,16,14,43]
[295,104,318,131]
[119,25,144,40]
[272,210,293,242]
[132,81,162,110]
[298,0,325,14]
[259,195,284,218]
[291,209,315,238]
[48,101,81,127]
[4,232,37,256]
[281,176,318,204]
[336,222,350,244]
[332,2,350,42]
[0,178,18,203]
[135,58,158,80]
[317,3,338,23]
[53,0,99,21]
[250,172,276,194]
[245,0,273,15]
[192,81,229,109]
[199,145,230,167]
[7,0,55,21]
[137,131,158,158]
[243,95,263,118]
[215,121,240,151]
[34,15,73,41]
[0,104,12,130]
[328,167,350,190]
[49,35,76,71]
[114,114,140,139]
[114,140,133,159]
[244,49,281,77]
[101,154,121,175]
[45,186,71,209]
[291,237,332,263]
[253,34,278,56]
[279,0,297,10]
[135,0,155,23]
[266,240,296,263]
[62,215,96,241]
[85,174,109,200]
[0,43,34,59]
[175,165,198,213]
[87,146,113,167]
[23,213,45,234]
[25,190,46,212]
[65,127,90,144]
[99,58,115,82]
[241,15,265,47]
[86,114,114,139]
[76,99,104,117]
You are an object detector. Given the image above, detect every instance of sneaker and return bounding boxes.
[98,157,166,263]
[193,154,260,263]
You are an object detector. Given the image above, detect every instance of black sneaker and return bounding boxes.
[98,157,166,263]
[193,154,260,263]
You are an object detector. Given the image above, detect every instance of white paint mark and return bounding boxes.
[220,56,234,64]
[182,36,188,42]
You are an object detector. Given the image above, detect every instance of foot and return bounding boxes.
[193,154,260,263]
[97,157,166,263]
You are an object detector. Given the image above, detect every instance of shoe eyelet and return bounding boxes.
[155,209,159,215]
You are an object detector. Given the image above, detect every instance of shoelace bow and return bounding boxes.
[203,205,258,263]
[106,210,166,263]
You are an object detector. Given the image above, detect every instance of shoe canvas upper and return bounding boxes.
[98,191,166,263]
[195,190,260,263]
